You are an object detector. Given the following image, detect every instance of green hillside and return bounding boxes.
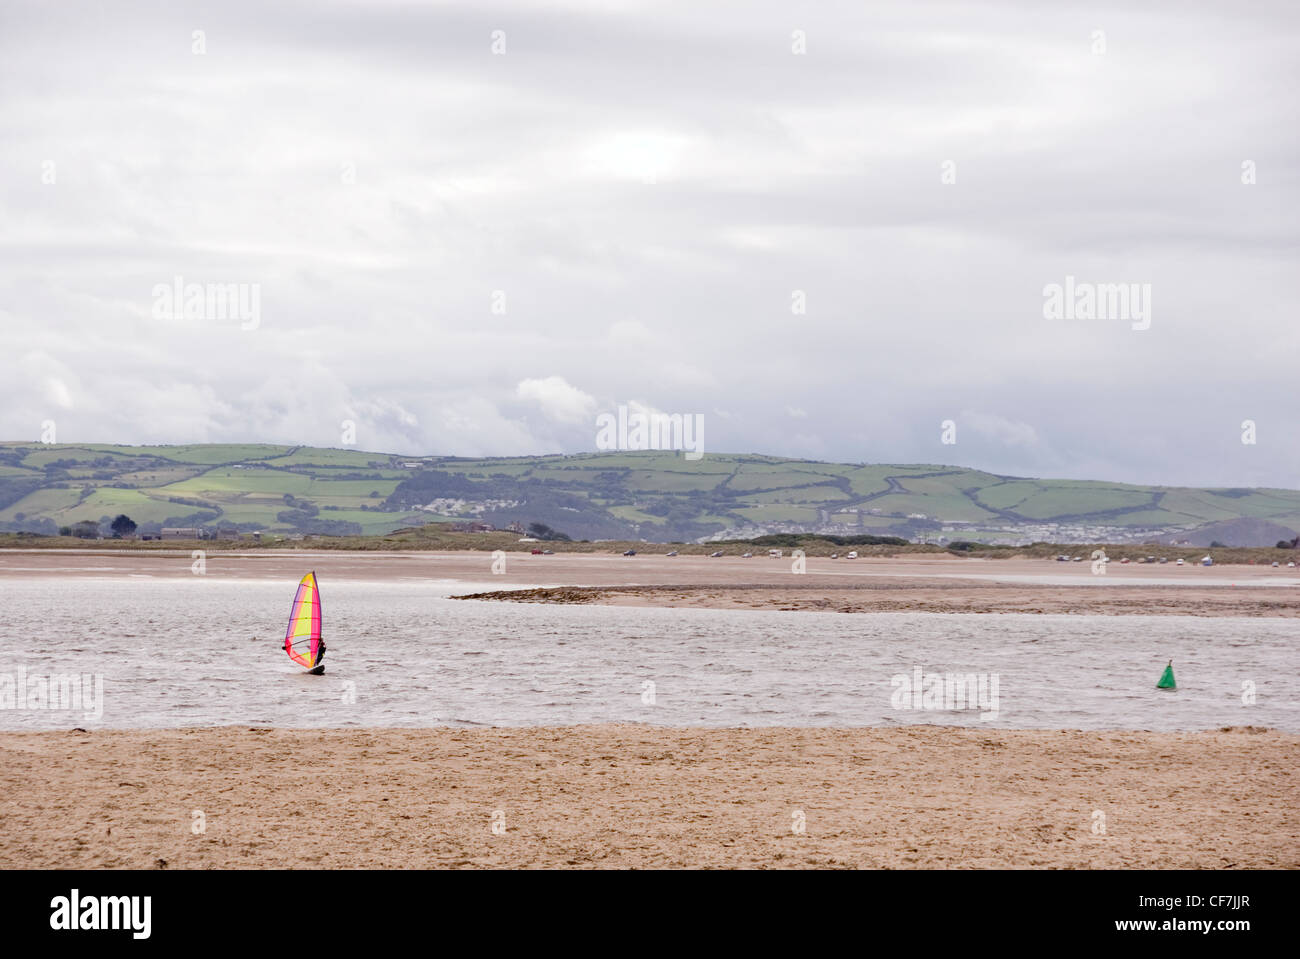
[2,443,1298,545]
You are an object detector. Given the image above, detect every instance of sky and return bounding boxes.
[1,0,1297,488]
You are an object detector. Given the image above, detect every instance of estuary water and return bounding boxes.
[0,577,1294,731]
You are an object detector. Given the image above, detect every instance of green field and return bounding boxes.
[0,487,84,521]
[2,442,1299,544]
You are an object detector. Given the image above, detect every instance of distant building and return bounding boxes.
[161,527,201,540]
[449,521,495,532]
[216,527,239,541]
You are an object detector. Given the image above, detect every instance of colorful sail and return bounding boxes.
[284,572,322,669]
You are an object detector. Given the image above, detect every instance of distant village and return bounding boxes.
[702,512,1198,547]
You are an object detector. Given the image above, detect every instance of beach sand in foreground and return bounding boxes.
[1,726,1295,869]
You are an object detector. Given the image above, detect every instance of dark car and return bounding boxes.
[623,549,636,556]
[709,550,724,557]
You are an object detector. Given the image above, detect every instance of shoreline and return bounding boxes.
[452,582,1300,617]
[1,724,1295,869]
[2,550,1296,616]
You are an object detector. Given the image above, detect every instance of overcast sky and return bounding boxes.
[1,0,1296,487]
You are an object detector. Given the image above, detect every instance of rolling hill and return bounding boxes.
[2,443,1298,546]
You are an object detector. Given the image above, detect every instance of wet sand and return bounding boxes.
[454,582,1300,617]
[0,725,1293,869]
[1,549,1296,617]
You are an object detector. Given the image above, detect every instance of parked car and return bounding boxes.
[542,549,554,555]
[530,548,543,555]
[1175,558,1185,566]
[830,553,838,559]
[742,551,753,558]
[623,549,636,556]
[846,551,858,559]
[710,550,724,557]
[665,550,679,557]
[1158,557,1168,564]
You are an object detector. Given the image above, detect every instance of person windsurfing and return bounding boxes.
[283,571,327,674]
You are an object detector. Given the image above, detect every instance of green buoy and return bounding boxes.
[1156,660,1176,690]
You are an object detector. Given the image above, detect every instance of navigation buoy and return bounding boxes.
[1156,660,1176,690]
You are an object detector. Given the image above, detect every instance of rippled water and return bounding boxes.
[0,578,1295,730]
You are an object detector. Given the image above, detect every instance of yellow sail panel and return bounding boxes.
[283,572,322,668]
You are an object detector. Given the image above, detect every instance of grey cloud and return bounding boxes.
[0,0,1296,487]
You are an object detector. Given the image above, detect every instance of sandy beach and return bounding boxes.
[0,725,1294,869]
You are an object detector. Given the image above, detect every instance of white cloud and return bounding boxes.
[44,378,73,410]
[607,319,652,346]
[515,376,598,426]
[960,410,1039,448]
